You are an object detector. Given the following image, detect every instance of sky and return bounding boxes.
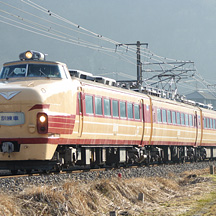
[1,0,216,94]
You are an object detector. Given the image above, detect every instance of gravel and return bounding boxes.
[0,161,215,193]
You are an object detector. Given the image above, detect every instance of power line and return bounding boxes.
[1,0,216,97]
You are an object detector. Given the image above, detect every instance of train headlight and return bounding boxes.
[25,51,33,59]
[39,115,46,123]
[19,50,45,61]
[37,113,48,134]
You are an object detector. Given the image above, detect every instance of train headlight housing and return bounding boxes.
[37,113,48,134]
[19,50,45,61]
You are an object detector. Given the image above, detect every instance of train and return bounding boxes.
[0,50,216,173]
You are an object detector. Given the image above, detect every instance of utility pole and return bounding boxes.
[117,41,148,87]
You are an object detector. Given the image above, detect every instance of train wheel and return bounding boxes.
[11,170,18,175]
[42,169,50,174]
[181,157,186,164]
[26,169,32,174]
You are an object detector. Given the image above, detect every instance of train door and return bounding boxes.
[140,99,145,146]
[194,110,203,147]
[140,97,153,146]
[78,89,84,137]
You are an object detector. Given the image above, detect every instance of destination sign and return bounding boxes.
[0,112,25,126]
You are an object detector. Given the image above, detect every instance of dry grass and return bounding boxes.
[0,168,215,216]
[0,193,20,216]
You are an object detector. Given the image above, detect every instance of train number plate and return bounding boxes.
[0,112,25,126]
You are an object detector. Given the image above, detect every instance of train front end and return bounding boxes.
[0,51,74,173]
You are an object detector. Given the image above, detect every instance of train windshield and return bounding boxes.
[0,64,62,79]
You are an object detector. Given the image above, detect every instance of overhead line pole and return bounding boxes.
[117,41,148,87]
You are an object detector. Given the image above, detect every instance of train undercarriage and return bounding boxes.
[51,144,211,170]
[1,144,215,174]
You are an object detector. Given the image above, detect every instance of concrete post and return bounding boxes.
[210,165,215,175]
[138,192,144,203]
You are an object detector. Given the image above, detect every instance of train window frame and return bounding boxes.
[61,65,69,79]
[162,109,167,123]
[85,95,94,115]
[134,104,140,120]
[59,65,68,79]
[104,98,111,117]
[127,102,133,119]
[120,101,127,118]
[112,100,119,118]
[95,96,102,116]
[157,109,162,123]
[172,111,176,125]
[177,112,181,125]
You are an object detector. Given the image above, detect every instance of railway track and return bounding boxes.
[0,161,207,180]
[0,166,113,179]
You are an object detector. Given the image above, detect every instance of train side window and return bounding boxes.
[104,98,111,116]
[112,100,119,117]
[167,110,171,124]
[176,112,180,125]
[189,115,193,127]
[207,118,210,128]
[127,103,133,119]
[120,102,126,118]
[85,95,93,114]
[214,119,216,129]
[181,113,185,125]
[157,109,162,123]
[203,118,206,128]
[95,97,102,115]
[177,112,181,125]
[172,111,176,124]
[210,118,213,129]
[134,104,140,120]
[78,92,82,113]
[194,116,197,127]
[185,114,189,126]
[162,109,167,123]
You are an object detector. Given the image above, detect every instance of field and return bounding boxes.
[0,168,216,215]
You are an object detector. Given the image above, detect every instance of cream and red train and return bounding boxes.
[0,50,215,173]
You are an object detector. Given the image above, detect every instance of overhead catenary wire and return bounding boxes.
[0,0,187,66]
[0,0,216,97]
[0,2,132,54]
[0,1,141,67]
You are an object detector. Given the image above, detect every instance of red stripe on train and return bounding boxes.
[48,114,75,134]
[29,104,50,111]
[1,137,214,147]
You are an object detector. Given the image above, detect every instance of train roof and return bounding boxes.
[71,70,214,111]
[3,60,66,67]
[2,50,67,67]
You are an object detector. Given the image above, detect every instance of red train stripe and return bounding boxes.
[1,137,215,147]
[0,138,59,144]
[29,104,50,111]
[48,114,75,134]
